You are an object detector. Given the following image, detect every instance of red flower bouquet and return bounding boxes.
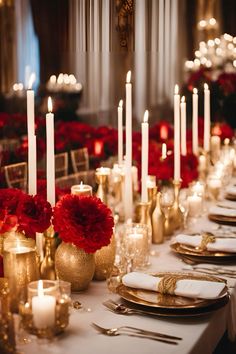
[17,194,52,237]
[0,188,52,238]
[53,194,114,253]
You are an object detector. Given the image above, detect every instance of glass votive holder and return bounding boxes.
[207,176,222,200]
[189,181,205,198]
[3,238,39,313]
[19,280,71,339]
[71,183,92,196]
[122,223,149,271]
[187,193,203,218]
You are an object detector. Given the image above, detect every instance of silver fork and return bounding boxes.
[91,323,179,345]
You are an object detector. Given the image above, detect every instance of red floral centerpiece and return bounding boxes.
[53,194,114,291]
[0,188,52,238]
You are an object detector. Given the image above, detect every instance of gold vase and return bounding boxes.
[170,180,183,230]
[151,192,164,244]
[40,237,56,280]
[55,242,95,292]
[94,235,116,281]
[134,202,152,239]
[95,169,110,205]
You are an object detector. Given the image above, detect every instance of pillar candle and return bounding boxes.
[141,110,149,203]
[204,83,210,152]
[174,84,180,181]
[180,96,187,156]
[32,280,56,329]
[192,88,199,156]
[27,73,37,195]
[118,99,123,165]
[124,71,133,220]
[46,97,55,206]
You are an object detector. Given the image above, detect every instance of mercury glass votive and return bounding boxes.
[19,280,71,339]
[3,238,39,313]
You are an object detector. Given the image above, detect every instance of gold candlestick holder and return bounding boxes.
[40,226,56,280]
[134,201,152,241]
[95,170,110,205]
[170,180,184,230]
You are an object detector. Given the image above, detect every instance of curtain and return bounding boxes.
[15,0,40,87]
[0,0,16,94]
[68,0,187,125]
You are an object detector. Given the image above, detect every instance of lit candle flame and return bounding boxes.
[174,84,179,95]
[119,99,123,108]
[181,96,185,103]
[38,280,44,297]
[48,97,53,113]
[80,181,84,187]
[193,88,198,94]
[126,70,131,83]
[28,72,36,90]
[143,110,149,123]
[204,83,209,90]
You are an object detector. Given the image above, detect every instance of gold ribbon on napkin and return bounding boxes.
[200,234,216,251]
[157,275,187,295]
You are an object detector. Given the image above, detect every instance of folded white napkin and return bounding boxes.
[175,234,236,253]
[122,272,226,300]
[209,206,236,218]
[226,186,236,196]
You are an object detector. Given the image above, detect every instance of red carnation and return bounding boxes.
[53,195,114,253]
[17,194,52,237]
[0,188,24,214]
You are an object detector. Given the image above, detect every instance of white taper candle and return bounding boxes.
[46,97,55,206]
[174,84,181,181]
[141,110,149,203]
[192,88,198,156]
[118,99,123,165]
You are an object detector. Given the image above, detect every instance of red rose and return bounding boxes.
[17,194,52,237]
[53,195,114,253]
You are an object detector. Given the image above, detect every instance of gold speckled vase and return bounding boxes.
[94,235,116,281]
[55,242,95,292]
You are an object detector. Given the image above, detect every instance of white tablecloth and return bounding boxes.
[18,216,236,354]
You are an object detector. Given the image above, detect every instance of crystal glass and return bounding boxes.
[121,223,149,272]
[179,190,189,230]
[207,175,222,200]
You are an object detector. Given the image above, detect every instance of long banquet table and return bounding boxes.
[18,214,236,354]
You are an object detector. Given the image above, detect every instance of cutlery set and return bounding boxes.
[91,322,181,345]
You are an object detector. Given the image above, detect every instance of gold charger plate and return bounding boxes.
[225,194,236,202]
[208,213,236,226]
[117,272,229,317]
[170,242,236,263]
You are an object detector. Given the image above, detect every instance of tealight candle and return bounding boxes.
[71,182,92,196]
[187,194,202,217]
[32,280,56,329]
